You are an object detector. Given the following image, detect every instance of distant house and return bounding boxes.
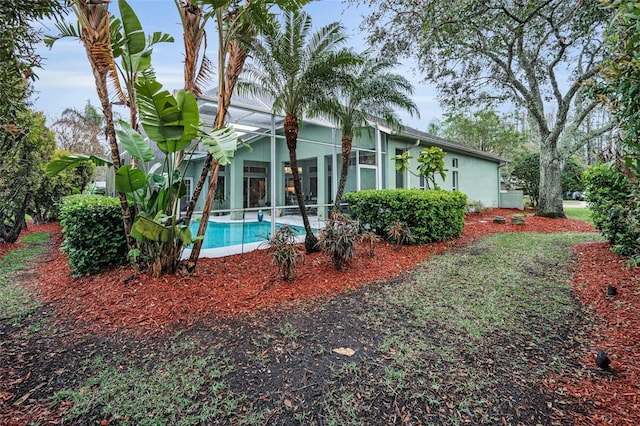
[175,90,517,221]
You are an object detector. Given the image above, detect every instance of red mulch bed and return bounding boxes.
[4,209,640,424]
[546,242,640,425]
[27,209,595,334]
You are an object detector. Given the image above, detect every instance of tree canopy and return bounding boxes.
[327,52,418,211]
[599,0,640,159]
[351,0,610,217]
[0,0,64,242]
[241,10,358,252]
[436,109,528,159]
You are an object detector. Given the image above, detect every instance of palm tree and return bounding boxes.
[46,0,134,248]
[241,10,357,253]
[182,0,272,267]
[328,53,419,212]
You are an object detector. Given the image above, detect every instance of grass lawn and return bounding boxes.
[1,230,600,424]
[0,232,49,323]
[564,206,593,224]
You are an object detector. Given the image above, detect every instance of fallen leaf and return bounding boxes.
[333,347,356,356]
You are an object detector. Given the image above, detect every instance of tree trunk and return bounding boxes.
[284,114,319,253]
[98,79,135,247]
[187,162,221,269]
[333,133,352,213]
[2,193,30,243]
[537,138,566,218]
[78,1,134,250]
[183,35,249,270]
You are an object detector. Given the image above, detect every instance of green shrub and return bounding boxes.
[583,163,630,236]
[344,189,467,243]
[583,163,640,264]
[59,194,127,277]
[318,212,359,270]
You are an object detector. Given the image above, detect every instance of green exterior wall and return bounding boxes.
[180,113,505,219]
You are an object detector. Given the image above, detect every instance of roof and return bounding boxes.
[400,127,508,163]
[198,89,509,163]
[199,89,335,129]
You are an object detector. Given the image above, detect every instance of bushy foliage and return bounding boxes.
[59,194,127,277]
[561,158,586,195]
[29,150,95,224]
[392,146,448,190]
[0,0,62,243]
[317,212,359,270]
[264,225,304,281]
[344,189,467,243]
[511,153,540,207]
[583,163,640,263]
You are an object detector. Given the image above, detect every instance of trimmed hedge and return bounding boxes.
[343,189,468,243]
[59,194,127,277]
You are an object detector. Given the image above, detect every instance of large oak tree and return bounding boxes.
[352,0,610,217]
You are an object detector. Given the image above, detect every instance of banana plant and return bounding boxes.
[47,77,241,276]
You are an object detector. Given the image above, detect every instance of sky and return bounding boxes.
[30,0,441,131]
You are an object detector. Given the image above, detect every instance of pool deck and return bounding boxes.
[181,211,324,258]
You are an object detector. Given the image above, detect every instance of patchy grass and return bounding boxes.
[54,342,245,425]
[0,232,49,321]
[320,232,596,424]
[7,232,600,424]
[564,207,593,224]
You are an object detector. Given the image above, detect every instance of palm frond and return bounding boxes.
[43,20,82,48]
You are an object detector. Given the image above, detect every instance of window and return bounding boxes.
[216,175,225,196]
[179,178,193,213]
[452,157,459,168]
[452,171,459,191]
[395,148,405,188]
[359,152,376,165]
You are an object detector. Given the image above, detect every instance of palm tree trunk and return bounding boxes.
[187,162,221,268]
[77,0,134,249]
[96,72,135,249]
[184,35,249,269]
[284,114,319,253]
[333,133,352,213]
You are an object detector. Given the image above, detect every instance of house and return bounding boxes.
[177,90,521,222]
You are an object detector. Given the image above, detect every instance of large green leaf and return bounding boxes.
[156,188,170,213]
[132,216,172,243]
[115,165,147,193]
[118,0,146,55]
[116,120,155,162]
[202,126,241,166]
[46,154,113,177]
[173,90,199,141]
[136,78,200,153]
[176,225,203,247]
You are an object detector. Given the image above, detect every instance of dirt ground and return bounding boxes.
[1,210,638,425]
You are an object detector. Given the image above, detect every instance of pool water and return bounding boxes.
[190,221,307,249]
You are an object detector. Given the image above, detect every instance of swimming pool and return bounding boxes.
[189,221,308,249]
